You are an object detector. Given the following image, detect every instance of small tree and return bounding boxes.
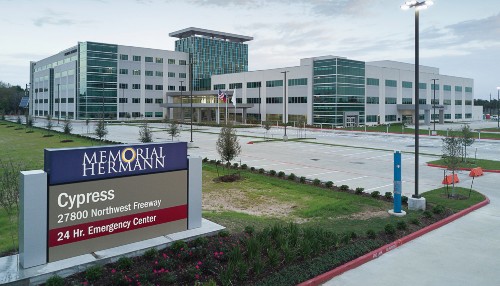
[95,119,108,141]
[85,118,90,133]
[0,159,23,252]
[139,122,153,143]
[25,115,33,130]
[460,124,475,163]
[166,120,180,141]
[16,115,22,124]
[63,118,73,134]
[263,121,272,140]
[45,115,53,135]
[216,125,241,168]
[442,134,463,197]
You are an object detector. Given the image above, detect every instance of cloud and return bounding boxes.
[33,10,76,27]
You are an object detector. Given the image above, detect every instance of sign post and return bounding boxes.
[389,150,406,216]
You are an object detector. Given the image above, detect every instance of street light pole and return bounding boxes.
[189,61,193,143]
[258,83,261,124]
[401,0,433,200]
[281,71,289,140]
[431,78,438,132]
[57,83,60,124]
[497,87,499,128]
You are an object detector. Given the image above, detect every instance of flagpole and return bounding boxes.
[225,90,228,125]
[217,95,220,124]
[233,89,237,124]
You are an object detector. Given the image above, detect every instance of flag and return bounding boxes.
[218,89,226,103]
[232,89,237,107]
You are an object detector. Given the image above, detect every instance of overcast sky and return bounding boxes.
[1,0,499,99]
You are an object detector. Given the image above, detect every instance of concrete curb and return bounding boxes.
[426,163,500,173]
[297,196,490,286]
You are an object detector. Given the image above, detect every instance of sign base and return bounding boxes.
[409,196,426,211]
[388,209,407,217]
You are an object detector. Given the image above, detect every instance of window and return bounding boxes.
[366,97,379,104]
[385,80,397,87]
[385,115,397,122]
[145,84,153,90]
[443,85,451,91]
[155,98,163,104]
[455,100,462,105]
[465,100,472,105]
[61,98,67,103]
[168,59,175,64]
[247,81,261,88]
[431,83,440,90]
[288,97,307,103]
[431,99,439,105]
[455,86,462,92]
[119,83,128,89]
[119,69,128,75]
[133,69,141,75]
[465,113,472,118]
[366,115,378,122]
[419,99,427,104]
[385,97,397,104]
[402,81,412,88]
[132,84,141,89]
[247,98,261,104]
[120,54,128,60]
[229,83,242,89]
[155,112,163,117]
[465,87,472,93]
[266,80,283,87]
[444,99,451,105]
[168,85,175,91]
[366,78,379,86]
[145,57,153,62]
[168,72,175,78]
[444,114,451,119]
[419,83,427,89]
[179,60,186,65]
[132,98,140,103]
[145,98,153,104]
[455,113,462,119]
[179,85,186,91]
[288,78,307,86]
[155,57,163,63]
[402,98,412,104]
[266,97,283,104]
[213,84,226,90]
[68,98,74,103]
[119,98,128,103]
[179,73,186,78]
[155,85,163,90]
[133,55,141,61]
[132,112,141,118]
[155,71,163,77]
[145,70,153,76]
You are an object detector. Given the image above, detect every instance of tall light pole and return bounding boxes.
[401,0,433,199]
[258,83,262,124]
[189,58,193,143]
[497,87,499,128]
[281,71,289,140]
[57,84,60,124]
[431,78,438,132]
[180,80,184,123]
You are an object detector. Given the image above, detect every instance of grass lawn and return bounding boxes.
[347,124,500,139]
[479,127,500,132]
[428,158,500,170]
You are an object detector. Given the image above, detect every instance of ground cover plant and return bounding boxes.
[428,158,500,170]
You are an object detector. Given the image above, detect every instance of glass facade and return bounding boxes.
[78,41,118,119]
[312,58,365,126]
[175,36,249,91]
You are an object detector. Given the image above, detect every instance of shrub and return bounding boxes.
[340,185,349,191]
[313,178,321,186]
[16,116,21,124]
[233,163,239,168]
[250,166,255,171]
[325,181,333,188]
[269,170,277,176]
[241,164,248,169]
[396,221,408,230]
[170,240,188,252]
[299,176,306,183]
[225,162,231,168]
[218,230,230,237]
[117,256,133,270]
[278,171,285,177]
[209,159,216,164]
[244,225,255,235]
[355,187,364,194]
[46,275,64,286]
[349,231,358,240]
[202,157,209,162]
[410,218,421,226]
[193,236,209,247]
[288,173,296,181]
[432,205,446,214]
[85,265,103,282]
[371,191,380,198]
[384,224,396,235]
[258,168,264,174]
[143,248,158,260]
[385,192,393,200]
[423,210,433,218]
[366,229,376,239]
[402,195,409,204]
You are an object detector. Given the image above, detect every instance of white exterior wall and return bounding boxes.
[117,46,188,119]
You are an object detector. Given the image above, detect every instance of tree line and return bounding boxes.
[0,81,26,116]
